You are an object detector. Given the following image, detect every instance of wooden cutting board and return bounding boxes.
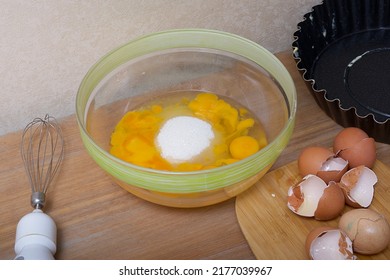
[235,160,390,260]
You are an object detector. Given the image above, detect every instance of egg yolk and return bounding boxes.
[109,92,267,171]
[229,135,260,160]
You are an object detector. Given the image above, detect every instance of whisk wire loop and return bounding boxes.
[21,115,64,207]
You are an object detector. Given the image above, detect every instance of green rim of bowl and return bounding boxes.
[76,29,297,193]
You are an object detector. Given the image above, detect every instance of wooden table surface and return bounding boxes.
[1,51,389,260]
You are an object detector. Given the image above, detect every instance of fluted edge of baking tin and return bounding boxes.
[292,0,390,143]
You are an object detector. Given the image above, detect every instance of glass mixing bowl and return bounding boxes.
[76,29,296,207]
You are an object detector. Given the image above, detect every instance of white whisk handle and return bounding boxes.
[14,209,57,260]
[15,244,55,260]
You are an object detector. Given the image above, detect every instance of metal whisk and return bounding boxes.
[20,114,64,209]
[14,114,64,260]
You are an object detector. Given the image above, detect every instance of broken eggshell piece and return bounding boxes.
[340,166,378,208]
[317,156,349,184]
[305,226,356,260]
[298,146,348,184]
[287,175,345,220]
[333,127,376,169]
[315,181,345,221]
[337,137,376,169]
[339,209,390,255]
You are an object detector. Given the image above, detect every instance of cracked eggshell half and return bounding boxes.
[287,175,345,220]
[340,166,378,208]
[305,226,356,260]
[298,146,348,184]
[317,156,349,184]
[339,209,390,255]
[333,127,376,169]
[314,181,345,220]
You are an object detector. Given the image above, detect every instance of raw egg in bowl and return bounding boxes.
[76,29,296,207]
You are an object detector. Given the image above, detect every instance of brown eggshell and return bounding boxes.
[316,160,349,184]
[341,191,362,208]
[340,165,377,208]
[338,137,376,169]
[333,127,369,152]
[339,209,390,255]
[333,127,376,169]
[287,175,328,217]
[298,146,334,176]
[340,180,363,208]
[314,182,345,221]
[305,226,335,259]
[287,180,304,212]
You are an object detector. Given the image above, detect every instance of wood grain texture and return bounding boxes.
[236,160,390,260]
[0,51,389,260]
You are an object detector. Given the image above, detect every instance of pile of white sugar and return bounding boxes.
[156,116,215,163]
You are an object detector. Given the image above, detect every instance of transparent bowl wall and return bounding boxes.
[76,29,296,207]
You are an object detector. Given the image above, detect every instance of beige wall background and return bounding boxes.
[0,0,320,135]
